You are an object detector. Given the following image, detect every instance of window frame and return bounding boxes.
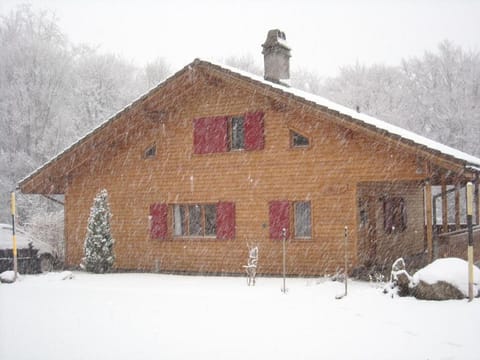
[229,116,245,151]
[293,201,312,239]
[143,143,157,159]
[290,130,310,149]
[173,203,218,239]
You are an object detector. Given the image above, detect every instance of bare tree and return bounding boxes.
[143,57,172,89]
[399,41,480,156]
[320,41,480,157]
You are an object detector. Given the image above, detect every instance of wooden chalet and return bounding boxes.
[19,30,480,276]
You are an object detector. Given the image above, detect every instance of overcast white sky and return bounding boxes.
[2,0,480,77]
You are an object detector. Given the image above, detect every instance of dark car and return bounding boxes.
[0,223,58,273]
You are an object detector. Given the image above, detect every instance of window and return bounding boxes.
[294,201,311,238]
[230,116,245,150]
[144,144,156,158]
[172,202,235,239]
[358,198,368,228]
[174,204,215,237]
[269,200,312,239]
[188,205,203,236]
[193,112,264,154]
[204,205,217,236]
[383,197,407,234]
[291,131,309,148]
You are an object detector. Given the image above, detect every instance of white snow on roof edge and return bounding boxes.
[18,58,480,189]
[202,58,480,168]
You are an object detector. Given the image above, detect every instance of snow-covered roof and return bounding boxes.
[19,58,480,190]
[0,223,53,255]
[202,59,480,169]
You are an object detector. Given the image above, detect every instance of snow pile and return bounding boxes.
[0,271,17,283]
[412,258,480,297]
[59,270,74,280]
[43,271,74,281]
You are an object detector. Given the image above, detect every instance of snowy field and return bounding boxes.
[1,272,479,360]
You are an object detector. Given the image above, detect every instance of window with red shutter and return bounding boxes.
[245,111,265,151]
[269,200,290,240]
[172,203,224,238]
[194,112,264,154]
[150,203,168,240]
[193,116,228,154]
[217,202,235,240]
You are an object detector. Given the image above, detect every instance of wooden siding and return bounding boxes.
[357,182,426,267]
[63,68,428,276]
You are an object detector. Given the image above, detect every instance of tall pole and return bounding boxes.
[281,227,287,294]
[425,180,434,262]
[335,226,349,300]
[11,192,18,281]
[344,226,348,297]
[466,182,474,302]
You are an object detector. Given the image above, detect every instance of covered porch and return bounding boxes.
[356,165,480,272]
[429,173,480,261]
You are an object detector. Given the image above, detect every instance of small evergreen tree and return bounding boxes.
[82,189,115,273]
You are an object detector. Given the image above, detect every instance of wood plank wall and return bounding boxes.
[64,69,426,276]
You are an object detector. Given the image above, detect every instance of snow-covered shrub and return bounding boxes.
[411,258,480,299]
[385,257,480,300]
[81,189,115,273]
[384,258,412,297]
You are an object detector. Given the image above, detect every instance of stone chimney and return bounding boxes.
[262,29,291,85]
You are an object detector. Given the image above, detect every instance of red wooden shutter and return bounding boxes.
[269,200,290,240]
[244,111,264,151]
[217,202,235,240]
[193,116,228,154]
[150,203,168,239]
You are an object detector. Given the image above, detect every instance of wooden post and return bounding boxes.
[466,182,474,302]
[475,177,480,225]
[454,183,461,230]
[441,175,448,233]
[344,226,348,297]
[335,227,349,300]
[425,181,434,262]
[11,192,18,281]
[281,227,287,294]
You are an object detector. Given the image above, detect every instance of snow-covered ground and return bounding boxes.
[0,272,479,360]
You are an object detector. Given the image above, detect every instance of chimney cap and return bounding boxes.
[262,29,291,53]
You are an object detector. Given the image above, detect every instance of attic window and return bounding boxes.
[291,131,309,148]
[144,144,156,159]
